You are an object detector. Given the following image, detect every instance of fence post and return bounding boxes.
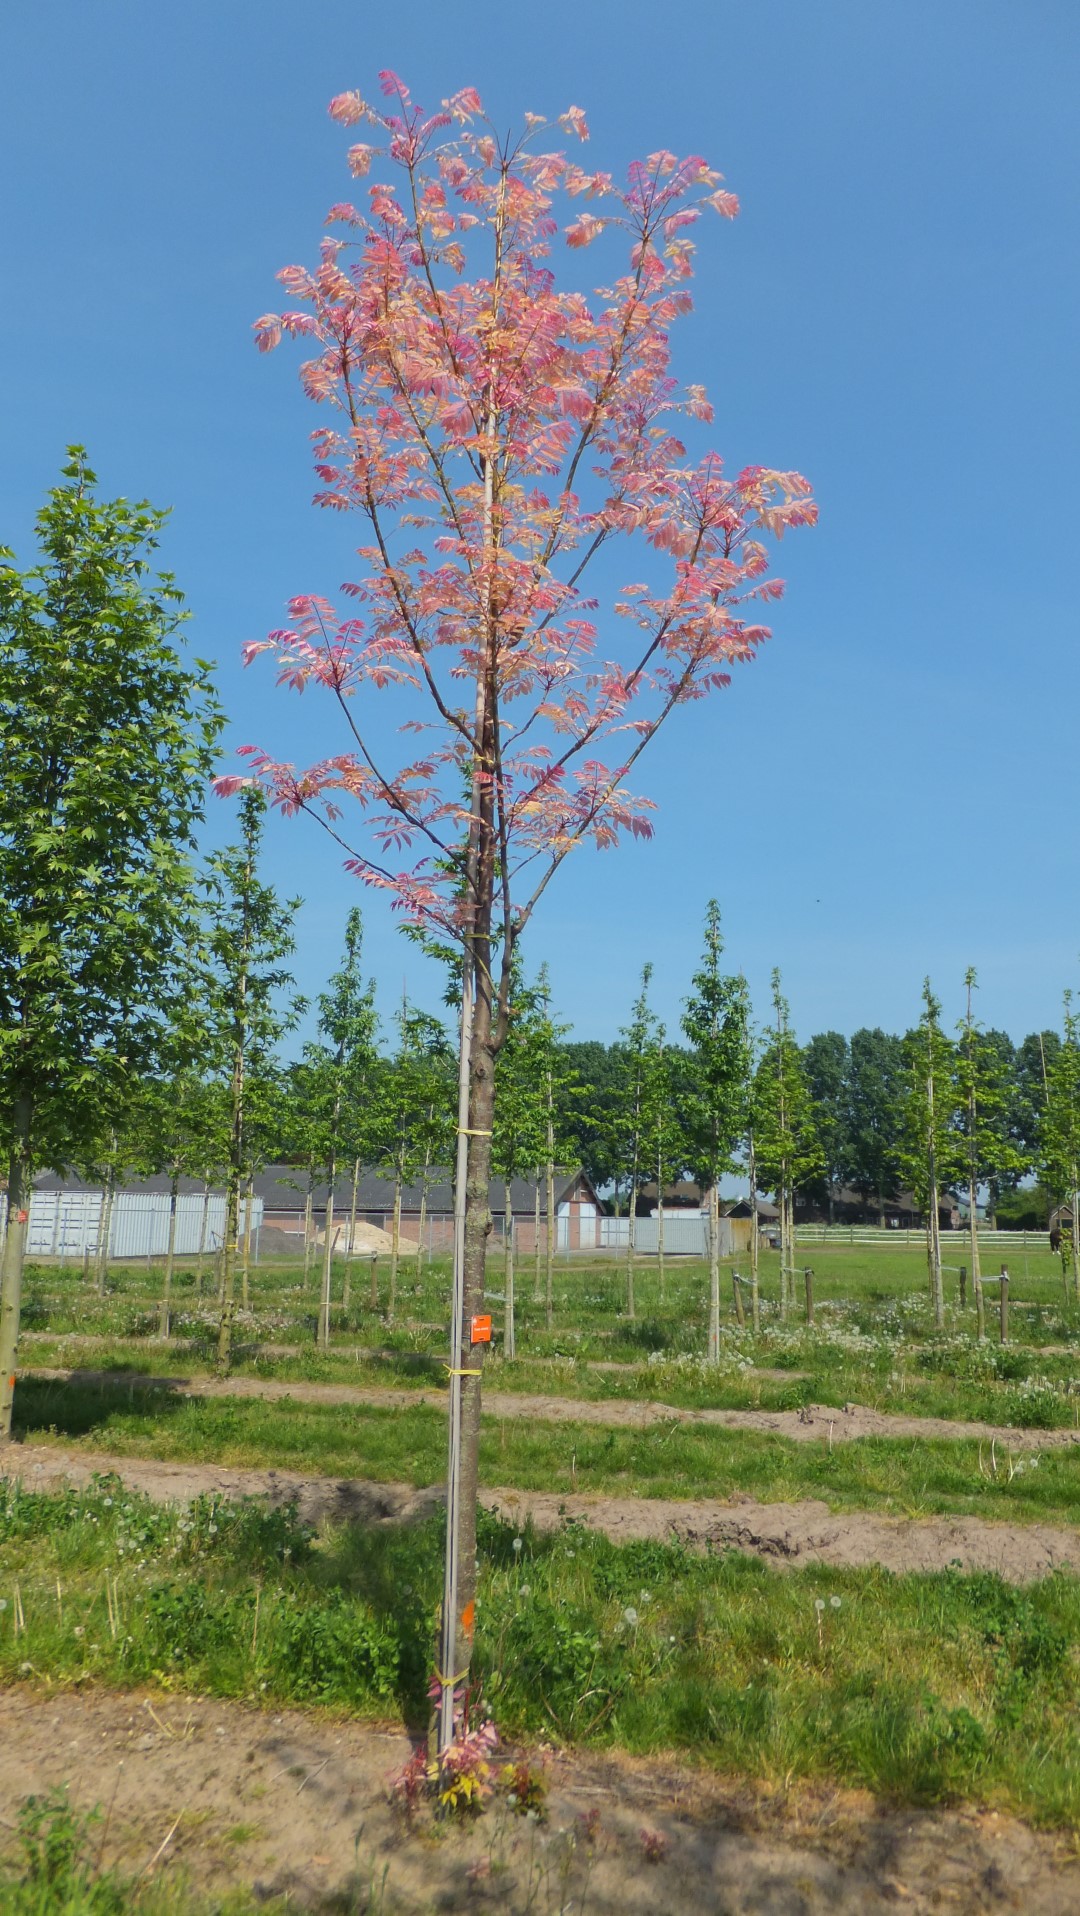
[804,1266,814,1327]
[370,1251,379,1310]
[999,1264,1009,1345]
[975,1274,985,1344]
[732,1269,746,1329]
[959,1264,967,1310]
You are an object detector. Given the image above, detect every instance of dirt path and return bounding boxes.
[5,1442,1079,1584]
[25,1363,1080,1451]
[2,1686,1077,1914]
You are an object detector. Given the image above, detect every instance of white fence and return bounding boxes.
[0,1190,261,1261]
[794,1224,1050,1251]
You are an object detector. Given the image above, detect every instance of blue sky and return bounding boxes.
[2,0,1077,1051]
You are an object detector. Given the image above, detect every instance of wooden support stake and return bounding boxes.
[999,1263,1009,1345]
[369,1251,379,1311]
[804,1266,814,1328]
[750,1268,760,1335]
[975,1275,986,1344]
[732,1269,746,1330]
[959,1263,967,1309]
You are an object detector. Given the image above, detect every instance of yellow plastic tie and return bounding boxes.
[459,1127,493,1137]
[436,1669,470,1688]
[444,1365,483,1377]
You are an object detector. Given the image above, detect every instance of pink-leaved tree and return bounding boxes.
[220,71,815,1744]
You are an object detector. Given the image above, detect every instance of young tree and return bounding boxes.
[374,999,455,1320]
[492,962,549,1355]
[752,971,821,1317]
[618,964,659,1320]
[0,452,221,1440]
[900,980,961,1328]
[300,909,380,1347]
[681,901,751,1359]
[229,74,814,1744]
[205,790,301,1368]
[556,1040,625,1200]
[955,968,1026,1293]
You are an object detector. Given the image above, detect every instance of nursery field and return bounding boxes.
[4,1239,1080,1913]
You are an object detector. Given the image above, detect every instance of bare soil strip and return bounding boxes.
[2,1686,1078,1914]
[4,1443,1079,1584]
[24,1363,1080,1450]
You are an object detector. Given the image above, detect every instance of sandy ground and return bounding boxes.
[4,1442,1079,1584]
[24,1363,1080,1451]
[2,1685,1079,1914]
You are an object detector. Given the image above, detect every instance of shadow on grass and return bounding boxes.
[12,1370,195,1443]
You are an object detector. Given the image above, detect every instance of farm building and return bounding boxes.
[247,1163,603,1254]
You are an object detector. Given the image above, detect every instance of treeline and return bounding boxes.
[558,1011,1060,1227]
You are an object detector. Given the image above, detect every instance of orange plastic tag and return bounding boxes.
[461,1600,475,1636]
[470,1314,492,1344]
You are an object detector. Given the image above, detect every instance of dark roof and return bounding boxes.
[33,1164,597,1217]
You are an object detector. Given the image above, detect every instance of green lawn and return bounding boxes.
[12,1374,1080,1524]
[3,1478,1080,1828]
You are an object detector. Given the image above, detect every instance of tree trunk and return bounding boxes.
[1071,1182,1080,1304]
[439,946,496,1746]
[95,1154,116,1296]
[158,1172,179,1339]
[194,1182,210,1295]
[533,1172,541,1302]
[389,1171,402,1323]
[342,1155,360,1313]
[0,1093,33,1441]
[748,1132,759,1310]
[707,1179,720,1363]
[216,1027,245,1369]
[545,1114,555,1334]
[416,1142,431,1278]
[504,1180,515,1359]
[302,1180,315,1291]
[318,1153,337,1352]
[968,1167,981,1296]
[241,1173,254,1311]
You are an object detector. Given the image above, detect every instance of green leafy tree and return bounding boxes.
[955,969,1026,1289]
[0,451,221,1438]
[681,901,751,1358]
[205,788,301,1368]
[752,971,822,1318]
[846,1028,907,1221]
[801,1032,850,1216]
[556,1040,625,1198]
[374,998,455,1322]
[492,961,550,1356]
[1038,994,1080,1299]
[295,910,381,1348]
[617,965,659,1321]
[900,980,962,1327]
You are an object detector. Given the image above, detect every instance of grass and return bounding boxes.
[3,1478,1080,1828]
[12,1374,1080,1524]
[17,1245,1080,1429]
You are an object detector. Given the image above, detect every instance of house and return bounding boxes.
[242,1163,602,1254]
[793,1185,959,1231]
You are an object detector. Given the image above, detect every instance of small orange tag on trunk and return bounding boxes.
[461,1600,475,1636]
[470,1314,492,1344]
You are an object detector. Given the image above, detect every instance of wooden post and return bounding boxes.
[959,1263,967,1310]
[750,1267,760,1335]
[999,1263,1009,1345]
[975,1274,985,1344]
[804,1266,814,1327]
[369,1251,379,1311]
[732,1269,746,1329]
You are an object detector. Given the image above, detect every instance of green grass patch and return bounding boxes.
[2,1480,1080,1827]
[13,1375,1080,1523]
